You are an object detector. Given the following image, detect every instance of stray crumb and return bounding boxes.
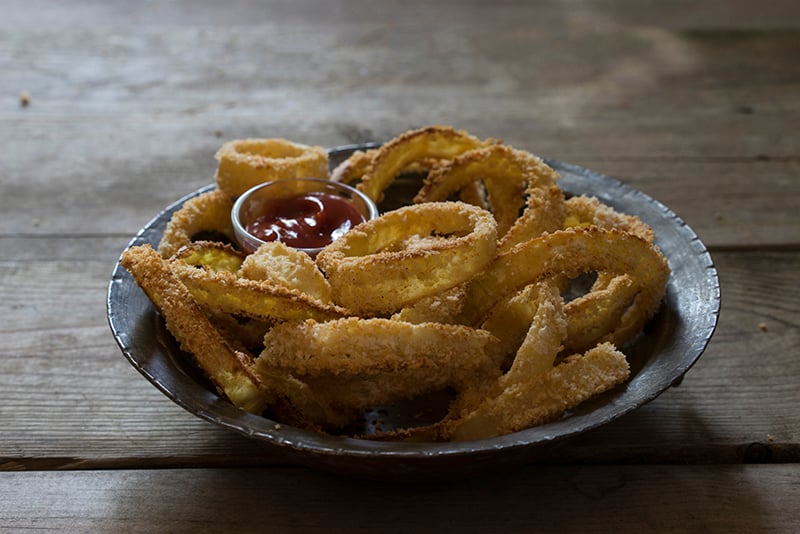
[214,130,223,138]
[767,434,774,442]
[758,322,768,332]
[20,91,31,107]
[32,218,41,226]
[274,423,281,430]
[713,212,723,221]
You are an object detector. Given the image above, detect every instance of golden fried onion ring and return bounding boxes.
[330,149,377,184]
[496,184,567,253]
[215,138,329,198]
[168,256,347,322]
[316,201,498,315]
[391,284,467,325]
[120,244,269,413]
[357,125,489,203]
[331,148,447,186]
[442,342,630,441]
[479,281,567,374]
[258,317,502,377]
[239,241,333,304]
[253,317,504,426]
[158,189,235,259]
[458,227,670,348]
[415,144,561,238]
[172,241,245,273]
[563,274,640,354]
[565,195,655,242]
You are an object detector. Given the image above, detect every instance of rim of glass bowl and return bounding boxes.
[231,177,379,256]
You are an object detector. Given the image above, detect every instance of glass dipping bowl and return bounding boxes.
[231,177,379,256]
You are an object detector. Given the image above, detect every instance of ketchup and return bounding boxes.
[245,192,365,250]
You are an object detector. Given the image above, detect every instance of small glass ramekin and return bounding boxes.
[231,177,379,256]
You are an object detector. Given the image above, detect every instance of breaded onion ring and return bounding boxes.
[503,281,567,379]
[215,138,329,198]
[415,144,561,237]
[565,195,655,242]
[330,149,377,184]
[172,242,271,352]
[168,257,348,322]
[455,281,567,413]
[563,274,640,353]
[158,189,235,259]
[253,317,504,429]
[253,367,357,430]
[480,284,548,362]
[172,241,245,273]
[357,125,489,203]
[332,148,447,186]
[457,227,670,348]
[391,284,467,325]
[442,342,630,441]
[120,244,269,413]
[239,241,333,304]
[496,184,567,253]
[258,317,501,375]
[316,201,498,315]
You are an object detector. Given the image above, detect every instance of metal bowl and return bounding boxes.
[107,144,720,480]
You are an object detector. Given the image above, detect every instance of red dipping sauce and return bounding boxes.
[245,191,366,249]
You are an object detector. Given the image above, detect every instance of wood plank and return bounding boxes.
[1,465,799,532]
[1,243,797,468]
[1,26,798,246]
[2,0,799,30]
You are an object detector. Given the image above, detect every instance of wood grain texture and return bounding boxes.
[2,8,798,246]
[1,0,799,528]
[1,465,799,532]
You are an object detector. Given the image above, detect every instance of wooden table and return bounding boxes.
[2,1,798,531]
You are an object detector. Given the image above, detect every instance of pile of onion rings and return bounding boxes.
[122,125,670,441]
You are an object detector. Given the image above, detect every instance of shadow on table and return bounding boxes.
[109,450,775,532]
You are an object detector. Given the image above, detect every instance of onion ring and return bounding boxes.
[239,241,333,304]
[496,184,567,253]
[315,201,498,315]
[457,227,670,348]
[442,342,630,441]
[158,189,235,259]
[214,138,329,198]
[330,149,377,184]
[479,284,548,364]
[253,317,504,429]
[120,244,269,413]
[257,317,501,375]
[332,148,447,186]
[503,282,567,380]
[168,256,348,322]
[415,144,561,237]
[565,194,655,242]
[391,284,467,325]
[172,241,245,273]
[357,125,489,203]
[563,274,640,353]
[455,281,566,413]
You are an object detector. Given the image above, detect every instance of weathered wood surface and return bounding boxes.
[2,465,799,533]
[1,0,799,530]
